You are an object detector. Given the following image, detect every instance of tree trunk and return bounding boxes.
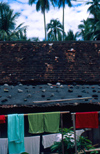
[44,10,46,41]
[63,2,64,41]
[54,29,57,41]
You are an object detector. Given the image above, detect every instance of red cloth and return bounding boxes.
[0,115,6,124]
[75,112,99,129]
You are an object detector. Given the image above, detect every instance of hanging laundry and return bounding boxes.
[28,112,60,134]
[24,136,40,154]
[8,114,25,154]
[28,113,44,134]
[75,112,99,129]
[44,112,60,133]
[0,138,8,154]
[0,115,6,124]
[42,134,58,149]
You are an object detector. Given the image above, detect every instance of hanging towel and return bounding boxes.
[8,114,25,154]
[75,112,99,129]
[42,134,57,149]
[44,112,60,133]
[0,115,6,124]
[28,113,44,134]
[0,138,8,154]
[24,136,40,154]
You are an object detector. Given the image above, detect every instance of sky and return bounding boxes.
[1,0,91,41]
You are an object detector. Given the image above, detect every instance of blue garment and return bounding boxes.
[8,114,25,154]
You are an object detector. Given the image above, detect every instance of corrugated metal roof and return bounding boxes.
[0,83,100,108]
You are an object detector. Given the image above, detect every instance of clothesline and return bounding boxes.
[4,110,99,117]
[71,111,100,115]
[2,111,66,154]
[1,111,100,154]
[4,111,70,117]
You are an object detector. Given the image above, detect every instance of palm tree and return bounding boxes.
[0,2,27,41]
[29,0,56,41]
[77,19,93,40]
[65,30,77,40]
[58,0,72,41]
[47,19,64,41]
[29,37,40,42]
[86,0,100,19]
[87,12,100,40]
[85,0,100,40]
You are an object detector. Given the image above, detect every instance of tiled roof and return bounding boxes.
[0,41,100,83]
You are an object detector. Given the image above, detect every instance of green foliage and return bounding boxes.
[29,37,40,42]
[65,30,78,40]
[77,0,100,40]
[0,2,27,41]
[77,136,92,153]
[29,0,56,41]
[58,0,72,8]
[47,19,64,41]
[29,0,56,13]
[57,0,72,41]
[86,0,100,18]
[50,127,99,154]
[77,136,99,154]
[90,149,99,154]
[3,0,100,41]
[51,127,75,154]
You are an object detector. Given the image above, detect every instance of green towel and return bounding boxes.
[8,114,25,154]
[28,113,44,134]
[44,112,60,133]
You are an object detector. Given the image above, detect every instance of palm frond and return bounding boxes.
[29,0,36,5]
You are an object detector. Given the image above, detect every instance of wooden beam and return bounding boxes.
[78,147,100,154]
[33,97,92,104]
[61,113,64,154]
[72,113,78,154]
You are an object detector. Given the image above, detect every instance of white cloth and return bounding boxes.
[0,130,84,154]
[42,129,85,149]
[76,129,85,140]
[0,138,8,154]
[24,136,40,154]
[0,136,40,154]
[55,133,62,142]
[42,134,60,149]
[56,130,85,142]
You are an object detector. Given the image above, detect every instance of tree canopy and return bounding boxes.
[0,2,27,41]
[2,0,100,41]
[29,0,56,41]
[47,19,64,41]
